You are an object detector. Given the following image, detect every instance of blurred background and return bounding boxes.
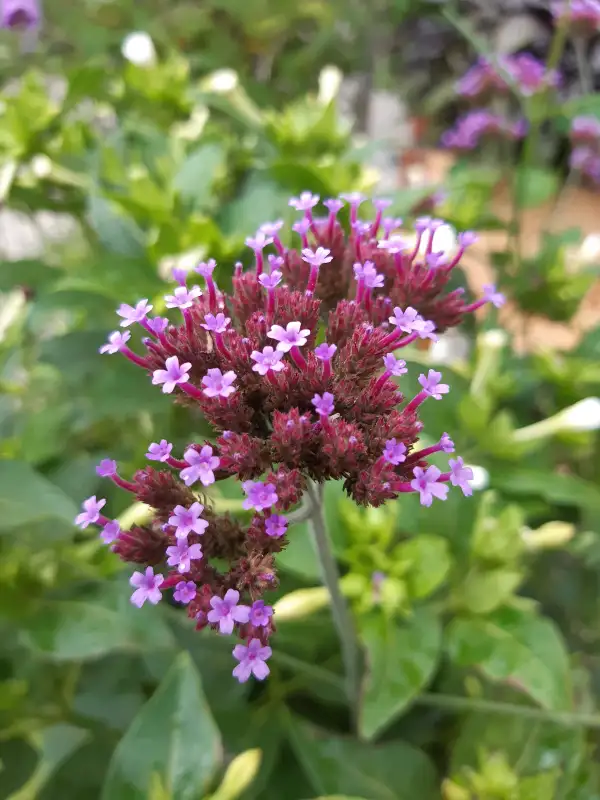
[2,1,600,798]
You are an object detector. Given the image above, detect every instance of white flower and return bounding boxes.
[121,32,157,67]
[205,69,238,93]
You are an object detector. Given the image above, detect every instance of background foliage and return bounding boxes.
[1,1,600,798]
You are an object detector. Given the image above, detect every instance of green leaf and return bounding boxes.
[359,608,442,741]
[394,534,451,599]
[287,717,438,800]
[173,142,226,211]
[87,194,146,257]
[455,568,524,614]
[492,469,600,512]
[276,521,319,580]
[515,167,559,209]
[0,460,78,533]
[0,260,61,292]
[446,607,573,710]
[102,652,222,800]
[218,175,288,238]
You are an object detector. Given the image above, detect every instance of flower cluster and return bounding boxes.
[570,116,600,186]
[552,0,600,34]
[76,194,500,682]
[441,110,526,151]
[456,54,561,100]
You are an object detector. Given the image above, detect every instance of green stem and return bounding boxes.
[574,36,592,95]
[416,692,600,728]
[306,481,360,722]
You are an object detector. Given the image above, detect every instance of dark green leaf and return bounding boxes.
[101,652,222,800]
[359,608,442,741]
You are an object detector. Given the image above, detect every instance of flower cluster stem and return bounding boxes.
[306,481,360,724]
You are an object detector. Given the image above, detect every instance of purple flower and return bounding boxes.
[340,191,365,207]
[259,220,284,237]
[246,232,273,251]
[258,271,283,290]
[389,306,425,334]
[416,319,438,341]
[440,433,455,453]
[448,457,474,496]
[117,299,153,327]
[75,496,106,529]
[383,353,407,376]
[292,218,311,237]
[482,284,506,309]
[289,192,320,211]
[99,330,130,355]
[267,254,284,271]
[146,439,173,462]
[312,392,335,417]
[174,581,197,604]
[383,438,407,465]
[265,515,287,538]
[167,502,208,540]
[202,313,231,333]
[201,368,237,398]
[373,198,393,211]
[378,236,408,254]
[207,589,250,635]
[147,316,169,335]
[426,253,448,269]
[301,247,333,267]
[100,520,120,544]
[354,261,385,289]
[314,343,337,361]
[323,198,344,213]
[96,458,117,477]
[1,0,41,29]
[130,567,164,607]
[242,481,278,512]
[152,357,191,394]
[180,445,220,487]
[250,346,285,376]
[268,321,311,353]
[410,466,449,507]
[232,638,272,683]
[164,285,202,310]
[166,540,203,573]
[172,267,188,286]
[352,220,372,238]
[458,231,478,248]
[249,599,273,627]
[195,259,216,278]
[418,370,450,400]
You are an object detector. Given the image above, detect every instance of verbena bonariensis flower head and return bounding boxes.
[77,195,498,682]
[441,110,526,151]
[552,0,600,34]
[0,0,40,29]
[456,54,560,100]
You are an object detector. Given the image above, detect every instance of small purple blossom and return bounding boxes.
[164,285,202,310]
[201,313,231,333]
[166,540,203,573]
[1,0,41,30]
[232,638,272,683]
[180,445,220,487]
[383,353,407,376]
[146,439,173,462]
[117,299,153,327]
[99,330,130,355]
[259,220,284,237]
[354,261,385,289]
[312,392,335,417]
[242,481,278,512]
[448,457,474,496]
[314,343,337,361]
[383,438,407,465]
[410,465,449,507]
[174,581,197,604]
[426,252,448,269]
[201,369,237,398]
[265,515,287,538]
[172,267,188,286]
[267,254,284,271]
[195,259,216,278]
[289,192,320,211]
[100,520,120,544]
[340,191,366,207]
[458,231,478,248]
[268,321,311,353]
[482,284,506,308]
[378,236,408,254]
[146,316,169,335]
[96,458,117,478]
[75,496,106,529]
[292,218,311,237]
[245,232,273,251]
[167,502,208,540]
[130,567,164,607]
[249,599,273,627]
[207,589,250,635]
[250,346,285,376]
[301,247,333,267]
[152,357,191,394]
[323,198,344,213]
[440,433,455,453]
[418,370,450,400]
[373,198,393,211]
[258,271,283,290]
[389,306,425,334]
